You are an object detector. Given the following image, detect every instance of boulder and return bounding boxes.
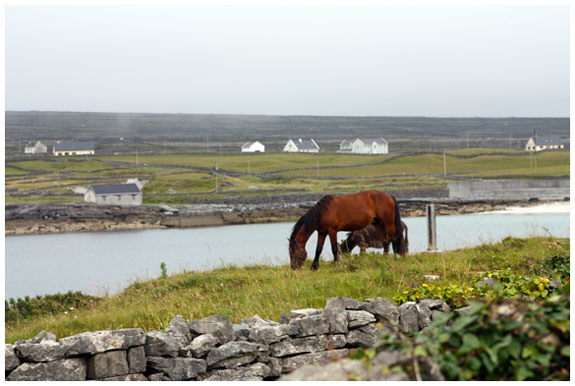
[187,315,233,344]
[201,362,271,381]
[144,331,179,358]
[59,329,145,356]
[7,358,87,381]
[397,303,419,333]
[146,357,207,381]
[270,335,328,357]
[248,324,298,345]
[232,323,251,341]
[164,315,192,347]
[87,350,129,380]
[5,344,21,371]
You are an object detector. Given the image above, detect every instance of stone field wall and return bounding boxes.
[5,296,451,381]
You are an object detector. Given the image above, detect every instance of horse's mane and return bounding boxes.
[289,195,334,240]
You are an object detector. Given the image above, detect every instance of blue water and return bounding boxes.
[4,212,569,299]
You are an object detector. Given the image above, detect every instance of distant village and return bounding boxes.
[18,133,565,208]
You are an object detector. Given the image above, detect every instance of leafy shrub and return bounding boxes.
[5,291,99,323]
[378,286,570,381]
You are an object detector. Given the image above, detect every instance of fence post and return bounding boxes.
[427,204,437,251]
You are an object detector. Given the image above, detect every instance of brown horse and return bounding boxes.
[288,190,406,270]
[339,221,409,254]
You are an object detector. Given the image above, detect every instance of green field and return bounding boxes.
[5,150,569,204]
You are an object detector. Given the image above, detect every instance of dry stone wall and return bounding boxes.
[5,297,451,381]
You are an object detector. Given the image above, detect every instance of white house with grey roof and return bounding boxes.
[525,135,564,152]
[338,137,388,154]
[283,138,320,153]
[85,183,142,206]
[241,141,265,153]
[24,141,48,154]
[53,141,96,156]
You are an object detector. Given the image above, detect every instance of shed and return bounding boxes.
[24,141,48,154]
[85,183,142,206]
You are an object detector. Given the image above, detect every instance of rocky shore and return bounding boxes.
[4,198,558,236]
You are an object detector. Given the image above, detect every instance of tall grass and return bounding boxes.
[5,236,568,344]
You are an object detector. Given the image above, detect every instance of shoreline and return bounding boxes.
[4,199,569,236]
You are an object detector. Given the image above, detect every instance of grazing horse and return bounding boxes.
[288,190,406,270]
[339,221,409,254]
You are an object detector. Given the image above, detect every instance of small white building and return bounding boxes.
[24,141,48,154]
[283,138,320,153]
[241,141,265,153]
[525,136,564,152]
[338,138,388,154]
[85,183,142,206]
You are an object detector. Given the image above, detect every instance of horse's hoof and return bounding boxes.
[310,265,319,271]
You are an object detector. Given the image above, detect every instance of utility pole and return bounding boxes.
[316,160,319,177]
[443,151,447,178]
[248,161,251,175]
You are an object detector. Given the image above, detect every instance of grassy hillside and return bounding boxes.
[5,236,569,343]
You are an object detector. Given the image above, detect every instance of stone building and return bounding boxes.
[85,183,142,206]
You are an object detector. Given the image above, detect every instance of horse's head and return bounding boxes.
[288,238,307,270]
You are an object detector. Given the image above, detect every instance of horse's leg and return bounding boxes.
[311,232,327,270]
[328,231,339,264]
[373,222,390,255]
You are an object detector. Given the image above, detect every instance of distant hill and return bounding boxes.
[5,111,569,152]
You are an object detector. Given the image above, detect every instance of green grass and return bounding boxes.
[5,236,568,343]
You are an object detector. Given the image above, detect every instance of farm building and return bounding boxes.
[283,138,320,153]
[24,141,48,154]
[338,138,389,154]
[241,141,265,153]
[525,136,564,152]
[53,141,96,156]
[85,183,142,206]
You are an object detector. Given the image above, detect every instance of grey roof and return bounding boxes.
[90,183,141,195]
[54,141,95,152]
[339,139,354,148]
[359,137,388,145]
[25,142,36,148]
[534,136,563,146]
[291,138,319,150]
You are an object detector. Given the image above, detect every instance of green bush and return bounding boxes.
[377,286,570,381]
[5,291,100,323]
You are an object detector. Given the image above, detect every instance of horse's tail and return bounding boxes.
[392,195,404,250]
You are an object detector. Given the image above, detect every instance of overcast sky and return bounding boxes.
[4,4,570,117]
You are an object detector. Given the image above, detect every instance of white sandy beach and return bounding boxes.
[482,201,571,215]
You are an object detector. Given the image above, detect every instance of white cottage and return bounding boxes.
[339,138,388,154]
[283,138,320,153]
[525,136,564,152]
[241,141,265,153]
[85,183,142,206]
[24,141,48,154]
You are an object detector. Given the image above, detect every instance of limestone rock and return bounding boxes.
[164,315,192,347]
[270,335,328,357]
[280,349,349,374]
[397,303,419,333]
[146,357,207,381]
[206,341,268,369]
[14,340,66,363]
[248,323,298,345]
[144,331,179,358]
[322,307,348,334]
[59,329,145,356]
[7,358,87,381]
[291,314,330,337]
[202,362,271,381]
[360,297,400,325]
[5,344,21,371]
[187,315,233,344]
[233,323,251,341]
[128,346,147,373]
[101,373,148,381]
[189,333,219,358]
[347,310,376,329]
[87,350,129,380]
[325,296,362,310]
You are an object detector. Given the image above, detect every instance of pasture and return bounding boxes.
[4,150,569,204]
[5,236,569,343]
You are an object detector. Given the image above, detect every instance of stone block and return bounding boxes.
[327,334,347,349]
[190,333,219,358]
[87,350,129,379]
[144,331,179,358]
[291,314,330,337]
[202,362,271,381]
[325,296,362,310]
[7,358,87,381]
[5,344,21,371]
[347,310,376,329]
[14,340,66,363]
[128,346,147,373]
[59,329,145,356]
[280,349,349,374]
[322,307,348,334]
[248,323,298,345]
[101,373,148,381]
[398,303,420,333]
[164,315,192,347]
[147,357,207,381]
[187,315,233,344]
[206,341,268,369]
[270,335,328,357]
[360,297,400,325]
